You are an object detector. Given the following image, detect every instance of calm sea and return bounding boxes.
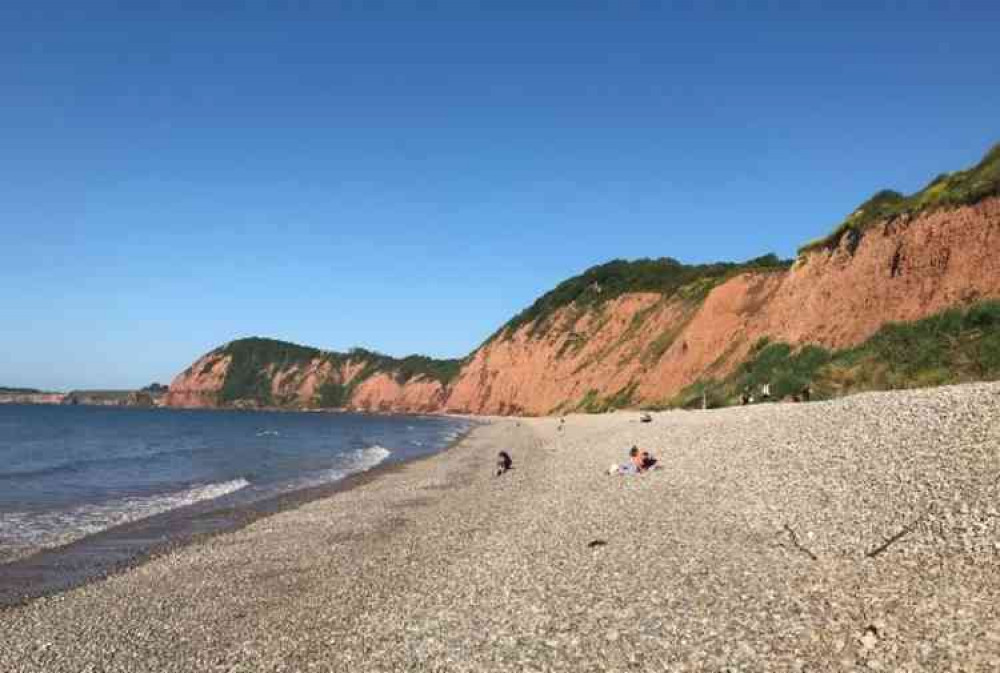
[0,404,470,564]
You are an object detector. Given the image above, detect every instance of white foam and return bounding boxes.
[0,478,250,557]
[348,444,392,471]
[301,444,393,487]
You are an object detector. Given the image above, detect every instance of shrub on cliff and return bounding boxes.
[827,300,1000,391]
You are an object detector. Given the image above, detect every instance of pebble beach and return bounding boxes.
[2,383,1000,672]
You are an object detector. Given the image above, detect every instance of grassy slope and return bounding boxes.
[666,301,1000,409]
[799,143,1000,255]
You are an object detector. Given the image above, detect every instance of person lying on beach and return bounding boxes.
[609,446,658,475]
[609,461,639,475]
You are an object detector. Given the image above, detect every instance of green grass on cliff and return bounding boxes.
[495,253,790,341]
[666,300,1000,409]
[346,348,463,386]
[574,382,639,413]
[218,338,321,405]
[215,338,462,407]
[799,143,1000,255]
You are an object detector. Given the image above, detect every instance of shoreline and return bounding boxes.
[3,384,999,671]
[0,421,484,609]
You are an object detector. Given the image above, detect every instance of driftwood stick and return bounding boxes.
[865,511,928,559]
[782,523,818,561]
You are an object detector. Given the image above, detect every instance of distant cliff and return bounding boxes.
[0,386,168,408]
[166,143,1000,414]
[165,339,460,412]
[0,388,66,405]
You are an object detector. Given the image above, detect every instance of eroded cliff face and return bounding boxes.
[163,353,232,408]
[352,374,448,413]
[442,197,1000,414]
[757,197,1000,347]
[165,197,1000,415]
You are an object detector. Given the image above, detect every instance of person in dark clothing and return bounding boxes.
[496,451,513,476]
[640,450,658,471]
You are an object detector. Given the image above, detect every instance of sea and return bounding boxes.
[0,404,471,568]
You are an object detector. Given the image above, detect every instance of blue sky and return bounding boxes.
[2,1,998,390]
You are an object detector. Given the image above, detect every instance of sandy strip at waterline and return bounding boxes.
[2,383,1000,672]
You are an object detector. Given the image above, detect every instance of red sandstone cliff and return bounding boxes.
[165,195,1000,415]
[164,347,450,412]
[443,197,1000,414]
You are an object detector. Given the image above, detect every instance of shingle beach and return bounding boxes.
[2,383,1000,672]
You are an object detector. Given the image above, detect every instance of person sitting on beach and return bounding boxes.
[609,446,652,475]
[630,446,644,471]
[496,450,513,477]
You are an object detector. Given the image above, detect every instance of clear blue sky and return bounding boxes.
[3,1,998,390]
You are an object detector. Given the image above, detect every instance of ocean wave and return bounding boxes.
[299,444,393,487]
[0,478,250,556]
[348,444,392,471]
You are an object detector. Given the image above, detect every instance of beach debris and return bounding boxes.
[859,625,880,651]
[865,509,929,559]
[781,523,818,560]
[587,539,608,548]
[639,412,652,423]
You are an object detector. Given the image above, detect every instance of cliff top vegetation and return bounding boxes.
[799,142,1000,255]
[211,337,463,405]
[494,254,790,340]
